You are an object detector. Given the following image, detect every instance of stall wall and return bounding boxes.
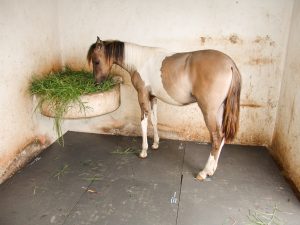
[57,0,293,146]
[0,0,61,182]
[272,1,300,190]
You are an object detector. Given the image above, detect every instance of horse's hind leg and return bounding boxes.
[150,97,159,149]
[196,106,225,180]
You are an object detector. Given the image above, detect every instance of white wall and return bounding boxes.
[0,0,61,181]
[272,1,300,190]
[57,0,293,146]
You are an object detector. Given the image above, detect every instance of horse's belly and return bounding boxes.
[148,73,196,106]
[154,89,184,106]
[148,76,184,106]
[159,53,197,105]
[139,51,196,105]
[140,52,185,106]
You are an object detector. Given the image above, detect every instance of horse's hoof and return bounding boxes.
[139,152,147,159]
[207,170,215,177]
[195,175,205,181]
[195,172,206,181]
[152,143,159,150]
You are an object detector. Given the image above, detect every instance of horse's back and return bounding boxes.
[161,49,236,109]
[189,50,235,79]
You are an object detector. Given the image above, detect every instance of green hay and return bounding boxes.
[111,147,140,155]
[30,66,117,144]
[247,205,284,225]
[53,164,69,180]
[82,177,102,181]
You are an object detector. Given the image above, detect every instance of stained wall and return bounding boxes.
[0,0,61,182]
[271,1,300,190]
[57,0,293,146]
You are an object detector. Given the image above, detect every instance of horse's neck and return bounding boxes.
[122,42,162,73]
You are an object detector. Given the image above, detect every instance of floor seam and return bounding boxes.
[62,180,94,225]
[175,142,186,225]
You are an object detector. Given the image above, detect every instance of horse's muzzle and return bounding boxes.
[94,76,107,85]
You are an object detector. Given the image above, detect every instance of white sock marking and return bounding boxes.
[140,115,148,158]
[199,137,225,179]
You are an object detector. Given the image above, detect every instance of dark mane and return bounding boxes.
[87,43,96,64]
[87,40,124,65]
[104,41,124,64]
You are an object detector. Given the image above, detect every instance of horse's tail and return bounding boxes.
[222,64,241,141]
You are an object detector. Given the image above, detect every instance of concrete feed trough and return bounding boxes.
[39,84,120,119]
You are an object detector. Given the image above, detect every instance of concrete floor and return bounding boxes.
[0,131,299,225]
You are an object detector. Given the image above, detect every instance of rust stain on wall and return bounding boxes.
[199,34,244,45]
[235,131,269,147]
[199,34,276,48]
[240,103,263,108]
[229,34,243,44]
[0,135,50,184]
[200,36,212,45]
[253,35,276,47]
[101,123,126,135]
[99,119,141,137]
[157,123,209,141]
[99,120,210,143]
[248,57,274,65]
[272,130,300,194]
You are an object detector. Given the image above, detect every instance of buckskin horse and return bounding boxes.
[87,37,241,181]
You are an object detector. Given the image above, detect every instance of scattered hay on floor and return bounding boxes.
[111,147,140,155]
[53,164,69,180]
[247,204,284,225]
[81,186,99,194]
[82,177,102,181]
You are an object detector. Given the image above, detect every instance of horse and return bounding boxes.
[87,37,241,181]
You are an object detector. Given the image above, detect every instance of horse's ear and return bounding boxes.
[96,36,103,49]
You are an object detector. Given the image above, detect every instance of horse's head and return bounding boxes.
[87,37,124,85]
[87,37,112,84]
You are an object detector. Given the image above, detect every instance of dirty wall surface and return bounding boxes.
[272,1,300,190]
[0,0,61,182]
[57,0,293,147]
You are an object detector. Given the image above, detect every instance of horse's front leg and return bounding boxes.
[137,89,151,159]
[130,71,151,158]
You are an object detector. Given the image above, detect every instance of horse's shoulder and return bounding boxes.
[131,71,145,91]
